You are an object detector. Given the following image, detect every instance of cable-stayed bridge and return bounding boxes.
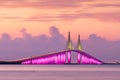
[7,32,103,64]
[18,32,103,64]
[20,50,103,64]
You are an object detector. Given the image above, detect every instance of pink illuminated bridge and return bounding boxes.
[19,50,103,65]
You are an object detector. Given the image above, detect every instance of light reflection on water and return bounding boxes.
[0,65,120,71]
[0,65,120,80]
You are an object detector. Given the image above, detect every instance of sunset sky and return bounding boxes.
[0,0,120,41]
[0,0,120,61]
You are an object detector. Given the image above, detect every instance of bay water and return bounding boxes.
[0,65,120,80]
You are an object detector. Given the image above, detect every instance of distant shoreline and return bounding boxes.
[0,61,120,65]
[0,61,21,64]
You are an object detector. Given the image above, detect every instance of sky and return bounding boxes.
[0,0,120,62]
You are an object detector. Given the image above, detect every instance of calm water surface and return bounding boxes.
[0,65,120,80]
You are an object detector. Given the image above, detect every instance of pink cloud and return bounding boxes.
[25,14,59,22]
[25,12,120,22]
[82,12,120,22]
[0,0,93,8]
[92,3,120,7]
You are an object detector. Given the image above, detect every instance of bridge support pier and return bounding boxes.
[62,53,66,64]
[81,55,85,64]
[67,51,71,64]
[78,52,81,64]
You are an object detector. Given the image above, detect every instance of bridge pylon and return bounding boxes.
[77,35,83,51]
[67,32,74,50]
[67,32,74,63]
[77,35,83,63]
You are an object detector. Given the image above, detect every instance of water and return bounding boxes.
[0,65,120,80]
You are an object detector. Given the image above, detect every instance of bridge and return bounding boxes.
[17,32,103,65]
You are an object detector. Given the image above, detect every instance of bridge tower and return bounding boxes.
[77,35,83,63]
[67,32,74,63]
[67,32,74,50]
[77,35,83,51]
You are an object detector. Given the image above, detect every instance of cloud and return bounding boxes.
[26,12,120,22]
[25,13,80,22]
[0,0,119,10]
[81,12,120,22]
[49,26,60,36]
[82,34,120,62]
[58,12,120,22]
[1,0,120,22]
[72,12,120,22]
[0,0,92,9]
[92,3,120,7]
[0,16,21,20]
[0,26,120,62]
[99,12,120,22]
[25,14,59,22]
[0,26,66,60]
